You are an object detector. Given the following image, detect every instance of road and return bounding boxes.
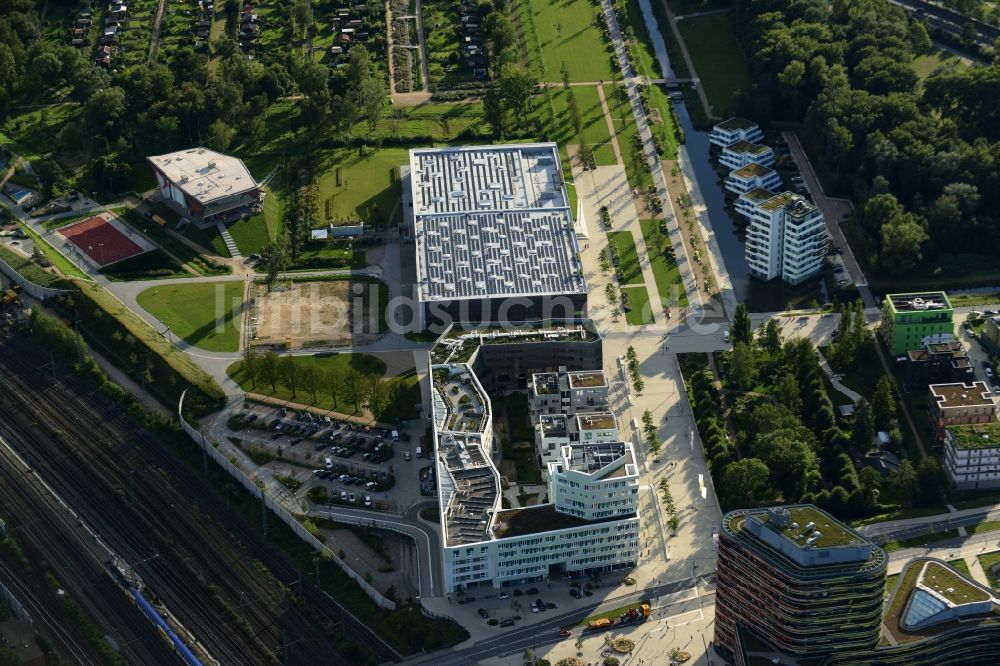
[891,0,1000,49]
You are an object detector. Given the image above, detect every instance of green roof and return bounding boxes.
[920,561,991,605]
[741,187,776,202]
[733,163,774,179]
[759,191,796,212]
[716,117,757,131]
[726,140,770,155]
[762,505,863,549]
[949,421,1000,449]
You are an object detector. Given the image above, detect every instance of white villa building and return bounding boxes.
[719,140,775,171]
[725,163,781,196]
[709,118,764,148]
[744,191,827,285]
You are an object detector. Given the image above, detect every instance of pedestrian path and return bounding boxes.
[216,221,240,258]
[816,349,863,404]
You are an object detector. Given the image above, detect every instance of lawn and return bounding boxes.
[980,551,1000,590]
[0,103,75,161]
[548,85,618,166]
[605,83,653,191]
[608,231,644,285]
[100,249,189,281]
[17,222,89,280]
[912,48,966,82]
[676,11,752,118]
[968,519,1000,536]
[582,599,650,625]
[882,528,960,552]
[0,244,69,288]
[136,281,244,352]
[640,219,688,307]
[948,558,972,579]
[118,210,231,276]
[227,355,422,424]
[948,292,1000,308]
[315,147,409,228]
[622,285,655,325]
[527,0,619,82]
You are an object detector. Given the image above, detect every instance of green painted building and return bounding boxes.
[881,292,954,356]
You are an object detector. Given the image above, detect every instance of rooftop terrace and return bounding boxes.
[715,117,758,132]
[725,140,770,156]
[759,505,867,550]
[920,561,991,606]
[949,421,1000,450]
[577,412,615,430]
[885,292,952,313]
[740,187,776,203]
[732,163,774,179]
[568,371,606,388]
[758,191,797,213]
[566,442,632,475]
[930,382,995,409]
[533,372,560,395]
[438,431,499,546]
[539,414,569,437]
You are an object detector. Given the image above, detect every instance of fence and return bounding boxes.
[177,391,396,610]
[0,254,73,300]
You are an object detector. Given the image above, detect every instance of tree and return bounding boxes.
[206,118,236,151]
[301,363,321,402]
[242,348,260,389]
[343,369,364,411]
[729,303,753,346]
[729,342,757,390]
[280,356,298,398]
[880,215,929,274]
[258,351,280,392]
[325,367,342,408]
[777,59,806,119]
[852,400,874,449]
[260,236,290,284]
[776,373,802,413]
[753,429,818,502]
[857,466,882,512]
[887,459,918,508]
[291,0,314,38]
[497,62,534,128]
[759,318,782,356]
[916,457,946,507]
[721,458,770,508]
[871,376,896,431]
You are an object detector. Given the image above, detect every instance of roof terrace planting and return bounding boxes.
[732,163,774,179]
[492,504,631,539]
[760,505,866,550]
[577,413,615,430]
[568,371,606,388]
[726,140,770,155]
[920,561,991,605]
[716,117,758,131]
[759,191,796,212]
[949,421,1000,449]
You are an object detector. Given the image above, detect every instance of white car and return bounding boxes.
[498,592,509,600]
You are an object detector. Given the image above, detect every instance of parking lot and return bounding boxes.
[224,404,430,512]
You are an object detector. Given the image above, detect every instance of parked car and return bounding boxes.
[559,628,572,637]
[478,608,489,619]
[499,618,515,627]
[525,587,539,595]
[498,592,509,600]
[569,588,582,599]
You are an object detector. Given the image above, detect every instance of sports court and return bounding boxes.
[60,214,148,267]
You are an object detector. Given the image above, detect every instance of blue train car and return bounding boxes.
[127,585,204,666]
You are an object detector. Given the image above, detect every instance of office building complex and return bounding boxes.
[407,144,587,328]
[430,322,639,593]
[880,292,954,356]
[714,505,887,665]
[530,369,610,414]
[709,118,764,148]
[944,421,1000,490]
[743,191,827,285]
[928,382,997,440]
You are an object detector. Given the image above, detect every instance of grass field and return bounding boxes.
[605,83,653,191]
[968,519,1000,536]
[608,231,644,285]
[622,285,654,325]
[948,292,1000,307]
[0,244,69,288]
[0,104,75,161]
[315,147,408,228]
[676,11,751,118]
[640,219,687,307]
[527,0,619,82]
[119,210,231,275]
[667,0,731,12]
[548,85,618,165]
[980,551,1000,590]
[912,48,966,81]
[17,223,89,280]
[227,355,422,423]
[623,0,680,160]
[100,249,189,281]
[137,281,244,352]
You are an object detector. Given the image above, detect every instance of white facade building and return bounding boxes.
[719,141,774,171]
[725,163,781,196]
[944,422,1000,490]
[744,191,827,285]
[435,360,639,593]
[530,369,609,414]
[709,118,764,148]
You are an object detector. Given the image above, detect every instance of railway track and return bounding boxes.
[0,435,176,665]
[0,339,361,665]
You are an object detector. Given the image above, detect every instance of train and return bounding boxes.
[104,558,214,666]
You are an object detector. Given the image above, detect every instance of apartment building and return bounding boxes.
[709,117,764,148]
[530,369,609,415]
[547,441,639,521]
[928,381,997,440]
[944,421,1000,490]
[744,191,826,285]
[535,411,619,467]
[880,292,954,356]
[724,163,781,196]
[905,340,973,388]
[719,140,774,171]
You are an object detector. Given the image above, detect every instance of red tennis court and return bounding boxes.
[61,216,144,266]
